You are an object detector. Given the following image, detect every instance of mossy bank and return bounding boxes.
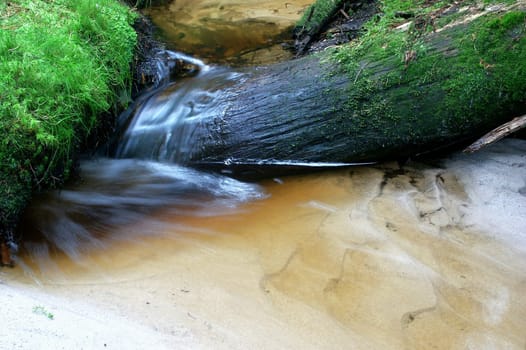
[0,0,137,242]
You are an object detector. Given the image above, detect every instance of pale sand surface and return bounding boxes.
[1,139,525,349]
[0,282,192,349]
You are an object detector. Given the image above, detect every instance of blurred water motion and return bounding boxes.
[18,158,265,268]
[113,62,243,163]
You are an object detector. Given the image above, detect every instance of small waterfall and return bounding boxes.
[113,50,244,164]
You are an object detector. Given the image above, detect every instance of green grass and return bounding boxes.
[0,0,137,233]
[33,305,54,320]
[332,0,461,66]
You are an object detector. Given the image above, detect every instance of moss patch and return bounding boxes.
[0,0,137,234]
[324,1,526,157]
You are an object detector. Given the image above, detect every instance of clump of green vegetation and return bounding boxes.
[32,305,54,320]
[0,0,137,234]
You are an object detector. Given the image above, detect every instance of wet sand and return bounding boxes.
[2,139,525,349]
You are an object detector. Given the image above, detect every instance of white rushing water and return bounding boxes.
[115,53,245,163]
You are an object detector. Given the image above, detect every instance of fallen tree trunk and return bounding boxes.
[110,5,526,179]
[174,6,526,177]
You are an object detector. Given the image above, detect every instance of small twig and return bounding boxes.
[340,9,351,20]
[307,6,315,22]
[32,306,54,320]
[464,114,526,153]
[353,62,368,83]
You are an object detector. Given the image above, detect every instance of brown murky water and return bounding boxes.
[142,0,313,65]
[1,1,526,349]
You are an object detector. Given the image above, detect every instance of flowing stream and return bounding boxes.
[113,52,241,163]
[1,2,526,349]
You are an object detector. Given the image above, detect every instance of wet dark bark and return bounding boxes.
[192,56,359,161]
[122,0,170,9]
[187,54,459,178]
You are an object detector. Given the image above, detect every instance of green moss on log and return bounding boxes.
[325,3,526,158]
[0,0,137,235]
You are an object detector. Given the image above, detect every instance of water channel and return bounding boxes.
[1,1,525,349]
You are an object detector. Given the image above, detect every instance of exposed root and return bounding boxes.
[1,239,13,268]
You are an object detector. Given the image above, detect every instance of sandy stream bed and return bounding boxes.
[1,139,525,349]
